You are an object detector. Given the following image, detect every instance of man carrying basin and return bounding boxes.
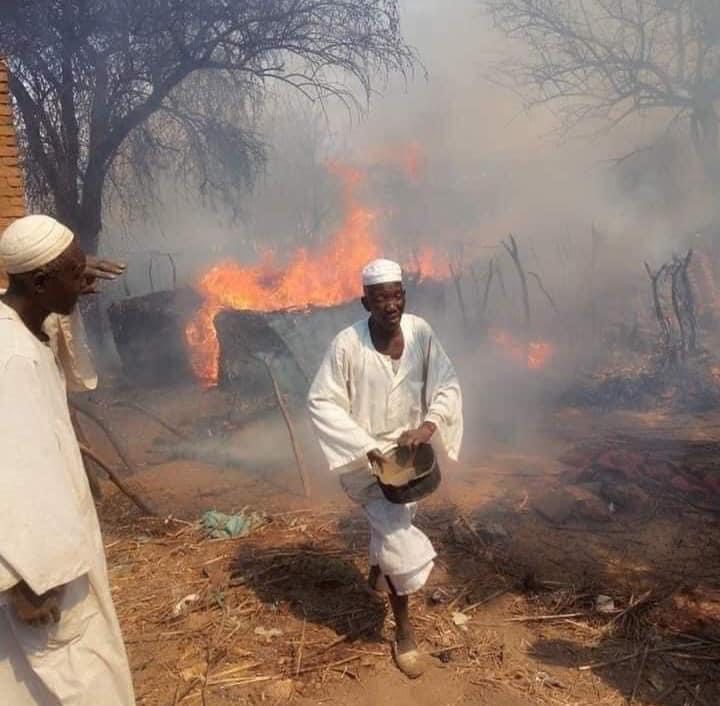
[308,258,463,678]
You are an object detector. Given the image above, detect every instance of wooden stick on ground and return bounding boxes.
[72,402,138,478]
[506,612,588,623]
[112,400,190,440]
[579,641,708,671]
[296,618,307,676]
[259,356,311,498]
[629,644,650,704]
[69,403,102,500]
[298,655,361,675]
[78,443,155,516]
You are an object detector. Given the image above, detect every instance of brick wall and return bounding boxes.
[0,58,26,286]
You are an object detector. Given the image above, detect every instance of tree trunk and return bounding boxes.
[691,107,720,228]
[76,181,105,348]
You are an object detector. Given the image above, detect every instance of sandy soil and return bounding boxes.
[80,386,720,706]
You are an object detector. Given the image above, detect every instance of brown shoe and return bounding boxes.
[392,641,425,679]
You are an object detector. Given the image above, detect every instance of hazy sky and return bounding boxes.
[104,0,698,293]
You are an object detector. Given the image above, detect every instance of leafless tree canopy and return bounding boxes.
[0,0,415,252]
[481,0,720,185]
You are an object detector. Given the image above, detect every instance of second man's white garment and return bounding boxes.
[307,314,463,594]
[0,301,135,706]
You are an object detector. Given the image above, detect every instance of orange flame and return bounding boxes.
[186,162,448,387]
[490,329,554,370]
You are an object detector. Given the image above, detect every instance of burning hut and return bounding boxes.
[108,279,447,394]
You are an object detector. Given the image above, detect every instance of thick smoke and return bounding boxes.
[100,0,717,464]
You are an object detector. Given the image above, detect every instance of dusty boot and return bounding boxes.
[392,637,425,679]
[389,593,425,678]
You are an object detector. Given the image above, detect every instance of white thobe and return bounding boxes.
[0,290,97,393]
[308,314,463,595]
[0,301,135,706]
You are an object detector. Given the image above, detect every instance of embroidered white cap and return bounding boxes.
[0,215,75,274]
[362,258,402,287]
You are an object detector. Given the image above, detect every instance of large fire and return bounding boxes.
[186,162,449,387]
[490,329,554,370]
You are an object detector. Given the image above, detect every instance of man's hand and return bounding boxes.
[367,448,387,469]
[397,422,436,450]
[10,581,63,627]
[82,256,126,295]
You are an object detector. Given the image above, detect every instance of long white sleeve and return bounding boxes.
[307,338,378,471]
[0,356,91,595]
[422,331,463,460]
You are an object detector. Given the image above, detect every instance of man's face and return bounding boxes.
[34,241,87,315]
[362,281,406,332]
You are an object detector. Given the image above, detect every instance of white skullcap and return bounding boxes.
[362,258,402,287]
[0,215,75,274]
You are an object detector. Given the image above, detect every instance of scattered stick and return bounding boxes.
[72,402,138,477]
[112,400,190,440]
[461,589,508,615]
[78,444,155,516]
[69,403,102,500]
[628,643,649,704]
[427,644,465,656]
[259,356,311,498]
[447,583,475,611]
[298,655,361,675]
[506,612,587,623]
[579,641,708,671]
[296,618,306,676]
[305,619,376,660]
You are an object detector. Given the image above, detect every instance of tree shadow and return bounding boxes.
[419,489,720,706]
[230,541,386,645]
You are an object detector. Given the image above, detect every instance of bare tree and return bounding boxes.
[0,0,415,254]
[481,0,720,189]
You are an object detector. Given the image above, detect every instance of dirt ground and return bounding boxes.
[81,386,720,706]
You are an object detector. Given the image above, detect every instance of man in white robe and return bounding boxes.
[308,258,462,678]
[2,251,125,499]
[0,215,135,706]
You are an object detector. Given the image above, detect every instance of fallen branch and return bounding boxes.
[304,619,376,659]
[112,400,190,440]
[259,356,311,498]
[461,589,508,615]
[629,644,649,704]
[298,655,361,675]
[69,403,102,500]
[72,402,138,478]
[579,641,709,671]
[295,618,306,677]
[78,443,155,516]
[506,612,587,623]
